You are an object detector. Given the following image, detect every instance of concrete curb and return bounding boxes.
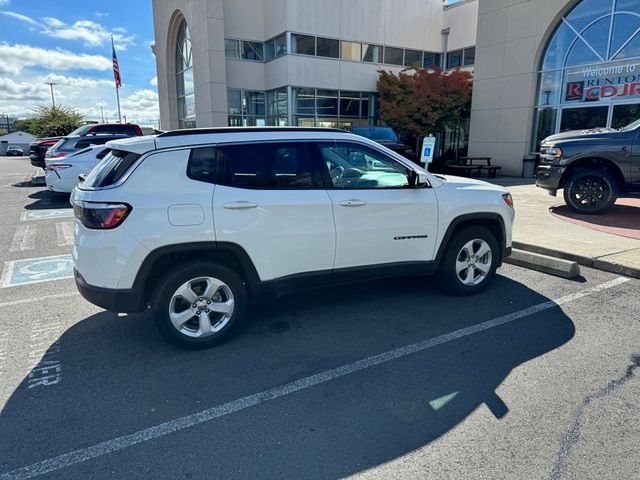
[505,249,581,279]
[513,241,640,279]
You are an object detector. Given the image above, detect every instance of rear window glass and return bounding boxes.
[82,149,141,188]
[225,143,320,188]
[188,143,322,189]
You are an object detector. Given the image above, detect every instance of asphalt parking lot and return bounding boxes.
[1,155,639,480]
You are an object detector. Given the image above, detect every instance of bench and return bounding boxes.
[447,157,502,178]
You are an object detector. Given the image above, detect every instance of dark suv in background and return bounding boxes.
[67,123,143,137]
[352,127,412,158]
[44,134,129,162]
[536,118,640,214]
[30,123,143,168]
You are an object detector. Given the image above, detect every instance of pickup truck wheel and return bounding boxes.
[563,169,617,214]
[437,226,499,296]
[151,261,247,350]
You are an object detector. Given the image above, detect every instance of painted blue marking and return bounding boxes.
[1,255,73,288]
[22,209,74,221]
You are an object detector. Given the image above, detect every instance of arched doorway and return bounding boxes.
[532,0,640,150]
[175,19,196,129]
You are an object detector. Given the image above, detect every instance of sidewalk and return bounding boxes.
[492,177,640,279]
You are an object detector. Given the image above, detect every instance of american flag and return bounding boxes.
[112,40,122,89]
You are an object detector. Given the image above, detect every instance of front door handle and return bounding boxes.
[338,200,367,207]
[223,201,259,210]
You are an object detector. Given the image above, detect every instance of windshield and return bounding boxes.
[352,127,398,142]
[621,117,640,131]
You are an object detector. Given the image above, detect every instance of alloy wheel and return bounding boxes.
[168,276,235,338]
[455,239,493,287]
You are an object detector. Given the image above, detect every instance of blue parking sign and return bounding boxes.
[1,255,74,287]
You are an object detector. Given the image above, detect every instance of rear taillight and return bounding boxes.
[73,201,131,229]
[46,164,72,171]
[48,152,67,159]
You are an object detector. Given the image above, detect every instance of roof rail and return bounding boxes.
[157,127,350,138]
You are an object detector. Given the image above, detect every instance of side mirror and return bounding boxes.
[411,170,430,188]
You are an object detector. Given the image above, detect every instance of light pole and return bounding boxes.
[44,82,57,108]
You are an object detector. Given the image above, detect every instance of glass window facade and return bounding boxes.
[176,20,195,129]
[447,49,462,69]
[227,89,266,126]
[222,32,469,71]
[242,41,264,61]
[533,0,640,151]
[384,46,404,66]
[225,39,240,59]
[317,37,340,58]
[341,41,362,61]
[292,34,316,56]
[362,44,382,63]
[423,52,442,69]
[404,49,423,67]
[292,88,377,128]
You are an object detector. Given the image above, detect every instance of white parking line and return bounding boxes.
[9,225,37,252]
[0,292,79,309]
[55,222,74,246]
[0,276,630,480]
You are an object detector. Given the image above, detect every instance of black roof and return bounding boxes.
[157,127,349,138]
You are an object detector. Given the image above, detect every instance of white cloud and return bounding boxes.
[0,77,49,101]
[150,76,157,87]
[42,17,64,28]
[94,11,109,18]
[0,0,10,6]
[41,17,134,50]
[40,73,113,89]
[0,43,111,75]
[0,11,37,25]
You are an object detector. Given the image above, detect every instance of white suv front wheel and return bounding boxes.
[436,226,499,296]
[151,261,248,349]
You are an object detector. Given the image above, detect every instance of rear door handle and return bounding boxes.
[338,200,367,207]
[223,201,259,210]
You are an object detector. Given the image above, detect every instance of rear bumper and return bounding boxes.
[535,165,566,193]
[75,269,146,313]
[30,156,45,168]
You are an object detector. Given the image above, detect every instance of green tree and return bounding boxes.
[27,105,84,138]
[13,118,39,136]
[377,67,472,143]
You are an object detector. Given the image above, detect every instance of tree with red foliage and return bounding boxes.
[377,67,472,141]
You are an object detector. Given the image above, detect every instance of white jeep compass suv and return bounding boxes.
[71,128,514,349]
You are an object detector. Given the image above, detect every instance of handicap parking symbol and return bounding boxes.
[1,255,74,288]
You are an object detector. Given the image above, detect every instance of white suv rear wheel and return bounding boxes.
[152,261,247,349]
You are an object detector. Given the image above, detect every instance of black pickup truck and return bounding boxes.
[536,118,640,214]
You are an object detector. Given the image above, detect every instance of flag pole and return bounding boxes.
[112,36,122,123]
[115,85,122,124]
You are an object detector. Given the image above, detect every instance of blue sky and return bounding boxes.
[0,0,159,126]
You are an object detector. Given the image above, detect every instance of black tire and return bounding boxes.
[151,261,248,350]
[436,226,499,296]
[563,168,617,214]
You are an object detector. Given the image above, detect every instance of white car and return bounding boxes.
[45,145,109,193]
[71,128,514,349]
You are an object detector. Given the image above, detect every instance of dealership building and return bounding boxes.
[152,0,640,175]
